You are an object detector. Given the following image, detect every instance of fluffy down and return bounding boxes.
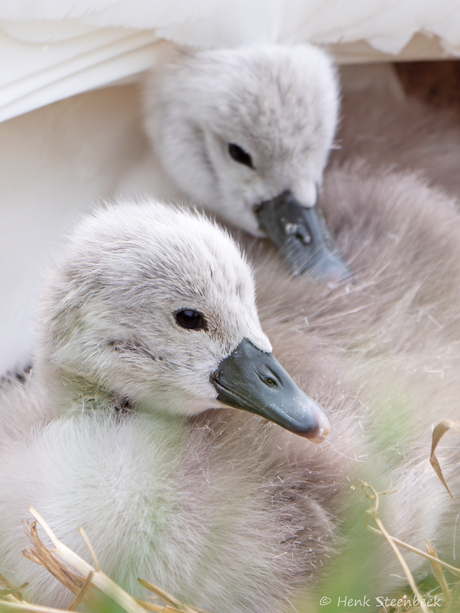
[335,64,460,198]
[252,161,460,588]
[124,43,339,235]
[3,163,460,607]
[0,200,349,612]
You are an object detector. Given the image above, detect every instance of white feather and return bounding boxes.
[2,1,460,121]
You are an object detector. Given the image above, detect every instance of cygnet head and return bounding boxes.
[144,45,347,280]
[36,201,329,441]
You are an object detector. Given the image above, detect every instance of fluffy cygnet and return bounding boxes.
[120,43,347,278]
[3,169,459,605]
[4,165,460,606]
[0,200,341,612]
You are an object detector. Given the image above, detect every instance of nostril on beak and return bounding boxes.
[261,375,279,388]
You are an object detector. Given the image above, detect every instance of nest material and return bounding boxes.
[0,508,209,613]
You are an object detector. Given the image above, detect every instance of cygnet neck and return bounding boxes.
[33,359,120,417]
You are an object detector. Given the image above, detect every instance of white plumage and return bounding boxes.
[2,1,460,121]
[1,34,460,606]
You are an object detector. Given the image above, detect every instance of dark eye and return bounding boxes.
[228,143,254,168]
[175,309,207,330]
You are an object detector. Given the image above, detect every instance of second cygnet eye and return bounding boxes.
[228,143,254,169]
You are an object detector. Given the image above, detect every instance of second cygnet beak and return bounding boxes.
[256,190,350,281]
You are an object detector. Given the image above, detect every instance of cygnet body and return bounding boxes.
[115,55,460,595]
[2,45,460,602]
[0,201,341,612]
[3,164,460,606]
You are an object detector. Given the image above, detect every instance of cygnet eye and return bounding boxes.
[175,309,207,331]
[228,143,254,169]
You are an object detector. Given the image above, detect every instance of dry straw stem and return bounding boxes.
[27,507,146,613]
[366,527,460,578]
[0,507,209,613]
[430,419,460,500]
[136,579,209,613]
[425,540,452,605]
[363,486,460,612]
[0,600,71,613]
[360,417,460,613]
[0,573,70,613]
[356,481,431,613]
[21,519,106,612]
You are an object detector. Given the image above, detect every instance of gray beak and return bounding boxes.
[211,338,330,443]
[256,190,350,281]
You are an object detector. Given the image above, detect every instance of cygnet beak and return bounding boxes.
[256,190,350,281]
[211,338,330,443]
